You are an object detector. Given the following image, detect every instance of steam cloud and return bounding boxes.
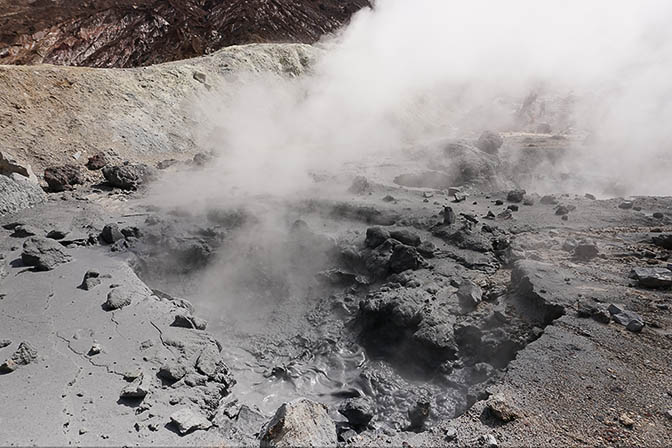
[152,0,671,202]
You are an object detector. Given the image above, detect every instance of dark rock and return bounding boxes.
[44,164,84,192]
[46,229,68,240]
[407,400,431,431]
[457,280,482,311]
[348,176,371,195]
[390,229,421,247]
[573,240,599,260]
[169,408,212,435]
[555,205,570,216]
[121,226,141,238]
[365,227,390,248]
[618,201,634,210]
[443,206,457,225]
[0,340,10,348]
[338,397,374,427]
[610,309,645,332]
[540,195,558,205]
[388,244,423,273]
[585,193,596,200]
[653,212,664,219]
[156,159,179,170]
[11,224,39,237]
[476,130,503,154]
[507,204,519,212]
[652,234,672,250]
[86,153,108,170]
[630,267,672,288]
[506,189,526,203]
[382,195,395,202]
[171,313,207,330]
[260,398,336,447]
[21,237,72,271]
[102,163,157,190]
[100,224,124,244]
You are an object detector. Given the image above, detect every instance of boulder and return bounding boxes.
[573,240,599,260]
[102,163,157,190]
[338,397,374,427]
[388,244,423,273]
[85,153,108,170]
[0,175,47,217]
[21,237,72,271]
[260,398,337,448]
[44,164,84,191]
[390,229,421,247]
[365,227,390,249]
[506,189,526,203]
[103,287,143,310]
[0,150,38,183]
[100,224,124,244]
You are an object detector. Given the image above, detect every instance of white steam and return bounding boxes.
[153,0,672,204]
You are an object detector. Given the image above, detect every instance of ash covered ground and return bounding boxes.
[1,2,672,447]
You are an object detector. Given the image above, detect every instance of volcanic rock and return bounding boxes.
[388,244,423,273]
[21,237,72,271]
[79,270,101,290]
[102,163,156,190]
[457,280,483,311]
[618,201,634,210]
[630,267,672,288]
[652,234,672,250]
[171,313,207,330]
[443,206,457,225]
[85,153,108,170]
[365,227,390,248]
[338,397,374,427]
[407,400,431,431]
[506,189,526,203]
[390,229,421,247]
[44,164,84,192]
[476,130,504,154]
[12,224,40,237]
[260,398,336,448]
[0,342,38,374]
[100,224,124,244]
[485,393,520,422]
[0,174,47,217]
[46,229,68,240]
[169,408,212,435]
[103,287,140,310]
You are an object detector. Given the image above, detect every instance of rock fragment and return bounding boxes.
[100,224,124,244]
[260,398,336,447]
[169,408,212,435]
[443,206,457,225]
[79,270,101,290]
[120,374,148,399]
[171,313,207,330]
[0,341,38,374]
[573,240,599,260]
[630,267,672,288]
[0,150,38,183]
[506,189,526,203]
[103,287,141,310]
[86,153,108,170]
[102,163,156,190]
[457,280,483,311]
[485,393,520,422]
[365,227,389,248]
[407,400,430,432]
[390,229,421,247]
[21,237,72,271]
[388,244,423,273]
[44,164,84,192]
[338,397,374,427]
[608,305,645,332]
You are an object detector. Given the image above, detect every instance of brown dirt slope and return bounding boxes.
[0,0,368,68]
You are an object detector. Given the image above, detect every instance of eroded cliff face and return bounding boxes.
[0,0,368,68]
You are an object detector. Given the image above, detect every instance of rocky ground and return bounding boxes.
[1,45,671,447]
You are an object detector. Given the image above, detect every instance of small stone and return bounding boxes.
[523,197,535,206]
[407,400,431,432]
[0,340,11,348]
[120,375,148,399]
[86,153,108,170]
[573,240,599,260]
[664,410,672,420]
[103,287,139,311]
[88,343,102,356]
[585,193,596,200]
[479,434,498,447]
[79,427,88,435]
[485,393,519,422]
[653,212,664,219]
[555,205,570,216]
[630,267,672,288]
[619,413,634,427]
[170,408,212,435]
[193,71,207,83]
[382,195,395,202]
[12,224,39,237]
[388,245,423,273]
[0,358,17,373]
[46,229,68,240]
[507,204,519,212]
[444,427,457,441]
[619,201,634,210]
[448,187,461,196]
[79,270,102,290]
[540,195,558,205]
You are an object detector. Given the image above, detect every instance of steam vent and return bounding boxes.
[1,1,671,447]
